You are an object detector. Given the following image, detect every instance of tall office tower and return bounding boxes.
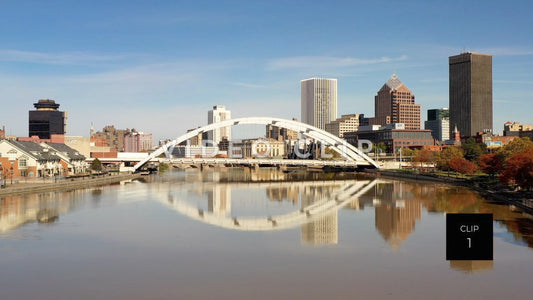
[301,78,337,130]
[424,108,450,141]
[449,52,493,137]
[29,99,67,139]
[207,105,231,145]
[374,74,421,130]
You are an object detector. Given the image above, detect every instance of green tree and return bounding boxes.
[401,148,417,158]
[375,142,387,154]
[91,158,103,172]
[158,162,170,173]
[462,137,487,162]
[323,146,341,160]
[497,137,533,161]
[435,146,464,170]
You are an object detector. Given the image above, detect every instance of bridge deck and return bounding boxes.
[161,158,373,167]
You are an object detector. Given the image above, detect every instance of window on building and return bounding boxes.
[19,158,27,168]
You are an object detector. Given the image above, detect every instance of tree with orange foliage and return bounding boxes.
[435,146,464,170]
[449,157,478,175]
[478,153,504,176]
[499,148,533,190]
[497,137,533,160]
[413,149,435,169]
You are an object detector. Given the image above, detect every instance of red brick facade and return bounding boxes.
[374,74,421,130]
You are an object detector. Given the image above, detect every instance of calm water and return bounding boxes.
[1,168,533,300]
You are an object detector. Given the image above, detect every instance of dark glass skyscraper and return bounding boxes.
[28,99,67,139]
[424,108,449,141]
[449,52,493,137]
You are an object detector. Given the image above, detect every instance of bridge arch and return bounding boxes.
[134,117,379,171]
[158,179,378,231]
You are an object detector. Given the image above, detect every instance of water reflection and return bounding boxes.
[375,183,422,250]
[0,190,87,234]
[449,260,494,273]
[2,170,533,255]
[146,170,533,255]
[158,179,376,237]
[300,185,339,245]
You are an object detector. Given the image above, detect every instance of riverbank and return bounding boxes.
[0,173,143,196]
[363,169,533,214]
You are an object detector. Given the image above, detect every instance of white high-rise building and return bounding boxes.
[207,105,231,145]
[301,78,338,130]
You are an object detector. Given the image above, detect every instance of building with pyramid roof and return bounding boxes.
[374,74,421,130]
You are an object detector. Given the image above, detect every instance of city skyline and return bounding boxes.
[1,1,532,141]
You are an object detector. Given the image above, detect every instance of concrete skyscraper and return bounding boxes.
[449,52,493,137]
[301,78,337,130]
[207,105,231,145]
[374,74,421,130]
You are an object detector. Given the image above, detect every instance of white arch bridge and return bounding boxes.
[156,179,378,231]
[133,117,379,172]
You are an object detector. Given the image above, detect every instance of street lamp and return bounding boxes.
[398,147,403,169]
[0,162,3,188]
[10,161,14,185]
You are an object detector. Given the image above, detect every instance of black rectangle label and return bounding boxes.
[446,213,493,260]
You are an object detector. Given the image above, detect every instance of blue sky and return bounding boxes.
[1,0,532,140]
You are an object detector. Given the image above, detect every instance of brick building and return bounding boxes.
[373,74,421,130]
[91,125,130,152]
[344,123,434,153]
[124,131,153,152]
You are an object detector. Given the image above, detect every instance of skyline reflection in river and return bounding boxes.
[1,168,533,299]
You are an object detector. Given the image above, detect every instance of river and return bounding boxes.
[1,168,532,299]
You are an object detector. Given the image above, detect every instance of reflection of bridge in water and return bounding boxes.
[158,179,378,232]
[153,178,431,247]
[3,175,533,255]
